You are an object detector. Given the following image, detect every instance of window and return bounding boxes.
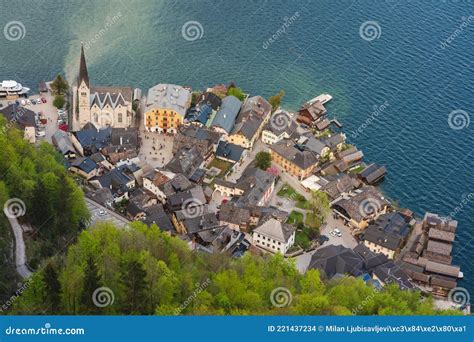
[94,113,98,122]
[117,113,123,123]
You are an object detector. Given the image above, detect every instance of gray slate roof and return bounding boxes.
[211,95,241,133]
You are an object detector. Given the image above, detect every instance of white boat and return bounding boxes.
[307,93,333,105]
[0,80,30,98]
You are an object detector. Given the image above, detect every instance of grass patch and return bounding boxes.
[350,165,365,174]
[295,230,311,250]
[277,183,311,209]
[208,158,233,177]
[305,212,322,229]
[286,211,304,226]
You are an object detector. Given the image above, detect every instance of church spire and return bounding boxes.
[78,43,89,87]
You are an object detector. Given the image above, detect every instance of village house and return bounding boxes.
[269,139,319,180]
[363,212,412,259]
[322,133,346,153]
[210,95,241,135]
[308,243,414,290]
[400,213,462,297]
[252,218,296,254]
[261,109,298,145]
[194,226,248,256]
[0,104,37,143]
[142,204,175,233]
[52,130,82,159]
[69,157,100,180]
[317,173,361,200]
[142,169,174,202]
[144,83,192,134]
[185,92,222,126]
[215,140,246,164]
[331,186,391,229]
[296,100,327,127]
[227,96,272,149]
[172,125,221,160]
[71,45,135,131]
[165,146,204,181]
[218,202,252,231]
[359,163,387,185]
[214,167,276,206]
[89,167,136,202]
[336,145,364,166]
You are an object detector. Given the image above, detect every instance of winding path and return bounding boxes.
[4,210,33,279]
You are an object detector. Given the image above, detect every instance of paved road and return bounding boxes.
[4,210,33,279]
[85,197,130,228]
[295,215,358,273]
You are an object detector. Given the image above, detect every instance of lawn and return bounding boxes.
[277,184,309,209]
[208,158,233,177]
[286,210,304,226]
[295,230,311,250]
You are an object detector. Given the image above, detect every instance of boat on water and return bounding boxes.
[0,80,30,98]
[306,93,333,106]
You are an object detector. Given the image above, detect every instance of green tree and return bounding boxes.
[43,260,61,312]
[80,257,101,314]
[121,257,148,314]
[255,151,272,170]
[309,190,331,223]
[226,86,245,101]
[53,95,66,109]
[50,74,69,95]
[269,90,285,110]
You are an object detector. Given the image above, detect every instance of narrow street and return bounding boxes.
[4,211,33,279]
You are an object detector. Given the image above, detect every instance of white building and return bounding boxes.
[252,218,296,254]
[261,109,298,145]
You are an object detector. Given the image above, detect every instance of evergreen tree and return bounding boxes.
[80,257,101,314]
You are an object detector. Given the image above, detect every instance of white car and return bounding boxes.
[36,131,46,137]
[333,228,342,237]
[98,209,107,216]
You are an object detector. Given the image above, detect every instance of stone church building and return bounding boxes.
[71,45,136,131]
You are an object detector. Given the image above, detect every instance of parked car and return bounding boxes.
[98,209,107,216]
[333,228,342,237]
[41,97,47,103]
[36,131,46,137]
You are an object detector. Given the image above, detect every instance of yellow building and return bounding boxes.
[145,84,191,134]
[269,139,319,180]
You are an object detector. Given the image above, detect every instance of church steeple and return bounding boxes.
[78,43,89,88]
